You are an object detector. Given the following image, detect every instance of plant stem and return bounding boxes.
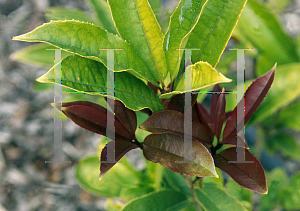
[184,176,202,211]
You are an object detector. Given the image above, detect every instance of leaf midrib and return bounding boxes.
[134,0,163,84]
[195,0,229,63]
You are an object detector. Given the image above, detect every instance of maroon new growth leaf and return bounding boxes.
[140,110,212,145]
[214,147,268,194]
[210,84,222,120]
[214,88,226,141]
[57,101,132,141]
[142,133,218,177]
[222,65,276,144]
[109,100,137,140]
[99,140,137,180]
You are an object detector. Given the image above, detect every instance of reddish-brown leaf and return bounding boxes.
[143,133,218,177]
[222,66,276,144]
[113,100,137,139]
[214,147,267,194]
[214,89,226,141]
[140,110,212,144]
[99,140,137,179]
[165,93,198,113]
[210,84,222,119]
[192,103,214,140]
[57,101,132,141]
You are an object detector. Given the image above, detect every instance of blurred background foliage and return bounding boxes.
[9,0,300,210]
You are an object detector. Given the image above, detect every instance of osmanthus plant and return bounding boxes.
[12,0,276,208]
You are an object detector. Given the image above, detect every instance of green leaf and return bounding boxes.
[143,133,218,177]
[281,172,300,210]
[195,183,248,211]
[226,178,253,211]
[160,62,232,99]
[259,168,288,211]
[250,63,300,123]
[236,0,298,65]
[121,190,190,211]
[10,43,71,67]
[186,0,247,68]
[202,167,224,187]
[108,0,168,84]
[266,133,300,160]
[85,0,118,34]
[163,0,207,80]
[163,168,191,196]
[277,100,300,131]
[75,155,141,197]
[37,55,164,113]
[12,20,159,86]
[45,7,96,24]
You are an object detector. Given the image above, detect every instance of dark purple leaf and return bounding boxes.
[99,140,137,179]
[166,93,198,113]
[210,84,222,119]
[140,110,212,144]
[114,100,137,139]
[214,147,267,194]
[143,133,218,177]
[192,103,214,140]
[222,66,276,144]
[57,101,132,141]
[214,89,226,141]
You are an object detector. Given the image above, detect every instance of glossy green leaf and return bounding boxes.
[37,55,164,113]
[45,7,96,24]
[214,147,268,194]
[226,178,253,211]
[202,167,224,187]
[108,0,168,83]
[140,110,212,144]
[163,168,191,196]
[163,0,207,80]
[143,133,218,177]
[277,100,300,131]
[186,0,247,67]
[105,198,124,211]
[121,190,189,211]
[195,183,248,211]
[160,62,232,99]
[10,43,71,67]
[85,0,118,34]
[237,0,298,65]
[251,63,300,123]
[12,20,159,86]
[119,186,155,202]
[75,155,140,197]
